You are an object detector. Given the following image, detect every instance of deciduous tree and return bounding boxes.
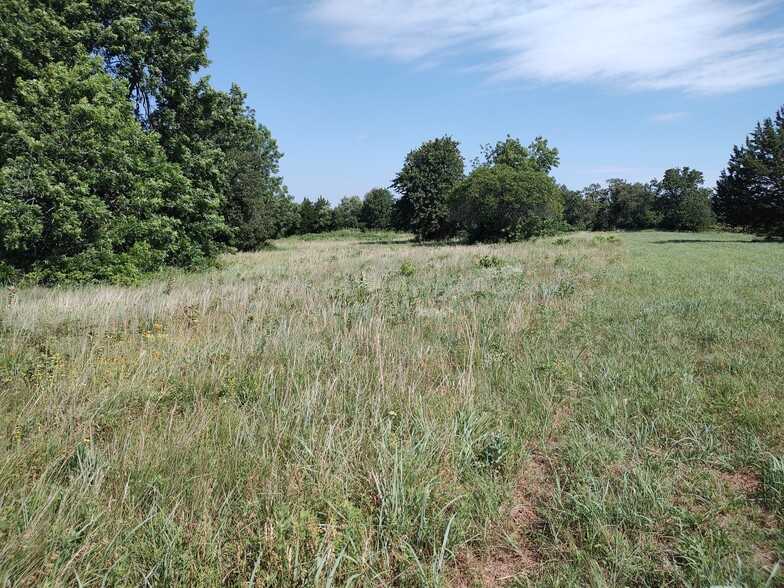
[391,136,464,240]
[333,196,363,230]
[450,165,562,242]
[0,59,221,283]
[361,188,394,230]
[655,168,714,232]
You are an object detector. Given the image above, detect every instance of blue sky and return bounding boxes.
[193,0,784,204]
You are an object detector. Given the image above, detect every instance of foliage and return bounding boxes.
[582,182,613,231]
[655,167,715,232]
[474,430,510,469]
[333,195,364,230]
[450,165,563,242]
[0,0,287,281]
[475,134,560,174]
[608,178,659,230]
[391,136,464,240]
[478,255,503,268]
[715,106,784,238]
[298,198,317,234]
[313,196,335,233]
[399,260,416,276]
[184,84,288,250]
[560,184,587,229]
[361,188,395,230]
[0,0,84,100]
[86,0,210,127]
[272,192,300,238]
[0,58,222,284]
[572,173,706,233]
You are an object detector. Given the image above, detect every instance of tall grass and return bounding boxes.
[0,231,781,586]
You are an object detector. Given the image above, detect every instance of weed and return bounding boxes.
[400,261,416,277]
[758,454,784,513]
[478,255,503,268]
[475,430,510,469]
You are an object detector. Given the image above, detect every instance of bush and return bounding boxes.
[450,165,563,242]
[478,255,503,268]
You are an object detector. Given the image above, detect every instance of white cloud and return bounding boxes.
[305,0,784,94]
[648,112,690,123]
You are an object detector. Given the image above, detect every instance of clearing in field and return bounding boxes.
[1,231,782,587]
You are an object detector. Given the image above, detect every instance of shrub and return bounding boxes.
[400,261,416,277]
[478,255,503,268]
[450,165,563,243]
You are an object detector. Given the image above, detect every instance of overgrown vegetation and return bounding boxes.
[1,232,781,586]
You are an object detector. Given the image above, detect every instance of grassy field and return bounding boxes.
[1,230,782,587]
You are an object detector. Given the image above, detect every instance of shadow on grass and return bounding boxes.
[652,238,768,244]
[354,238,415,246]
[411,240,468,248]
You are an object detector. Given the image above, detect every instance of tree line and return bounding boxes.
[381,135,717,242]
[291,106,783,244]
[382,114,783,243]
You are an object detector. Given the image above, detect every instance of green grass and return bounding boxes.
[0,231,781,587]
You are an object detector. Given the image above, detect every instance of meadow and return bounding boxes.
[0,231,782,587]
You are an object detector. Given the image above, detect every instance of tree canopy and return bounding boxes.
[475,135,560,175]
[391,136,464,241]
[0,0,288,283]
[654,168,714,232]
[715,106,784,238]
[450,165,562,242]
[361,188,394,230]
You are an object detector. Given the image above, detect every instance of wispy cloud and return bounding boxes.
[648,112,690,124]
[305,0,784,94]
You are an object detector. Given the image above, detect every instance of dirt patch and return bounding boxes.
[711,467,760,495]
[552,402,574,431]
[451,455,552,587]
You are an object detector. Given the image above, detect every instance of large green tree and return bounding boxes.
[391,136,464,240]
[333,196,363,230]
[361,188,394,230]
[715,106,784,238]
[559,184,587,230]
[608,179,658,230]
[298,198,317,234]
[0,0,288,280]
[582,183,613,231]
[312,197,334,233]
[180,83,287,250]
[0,58,220,283]
[655,168,714,232]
